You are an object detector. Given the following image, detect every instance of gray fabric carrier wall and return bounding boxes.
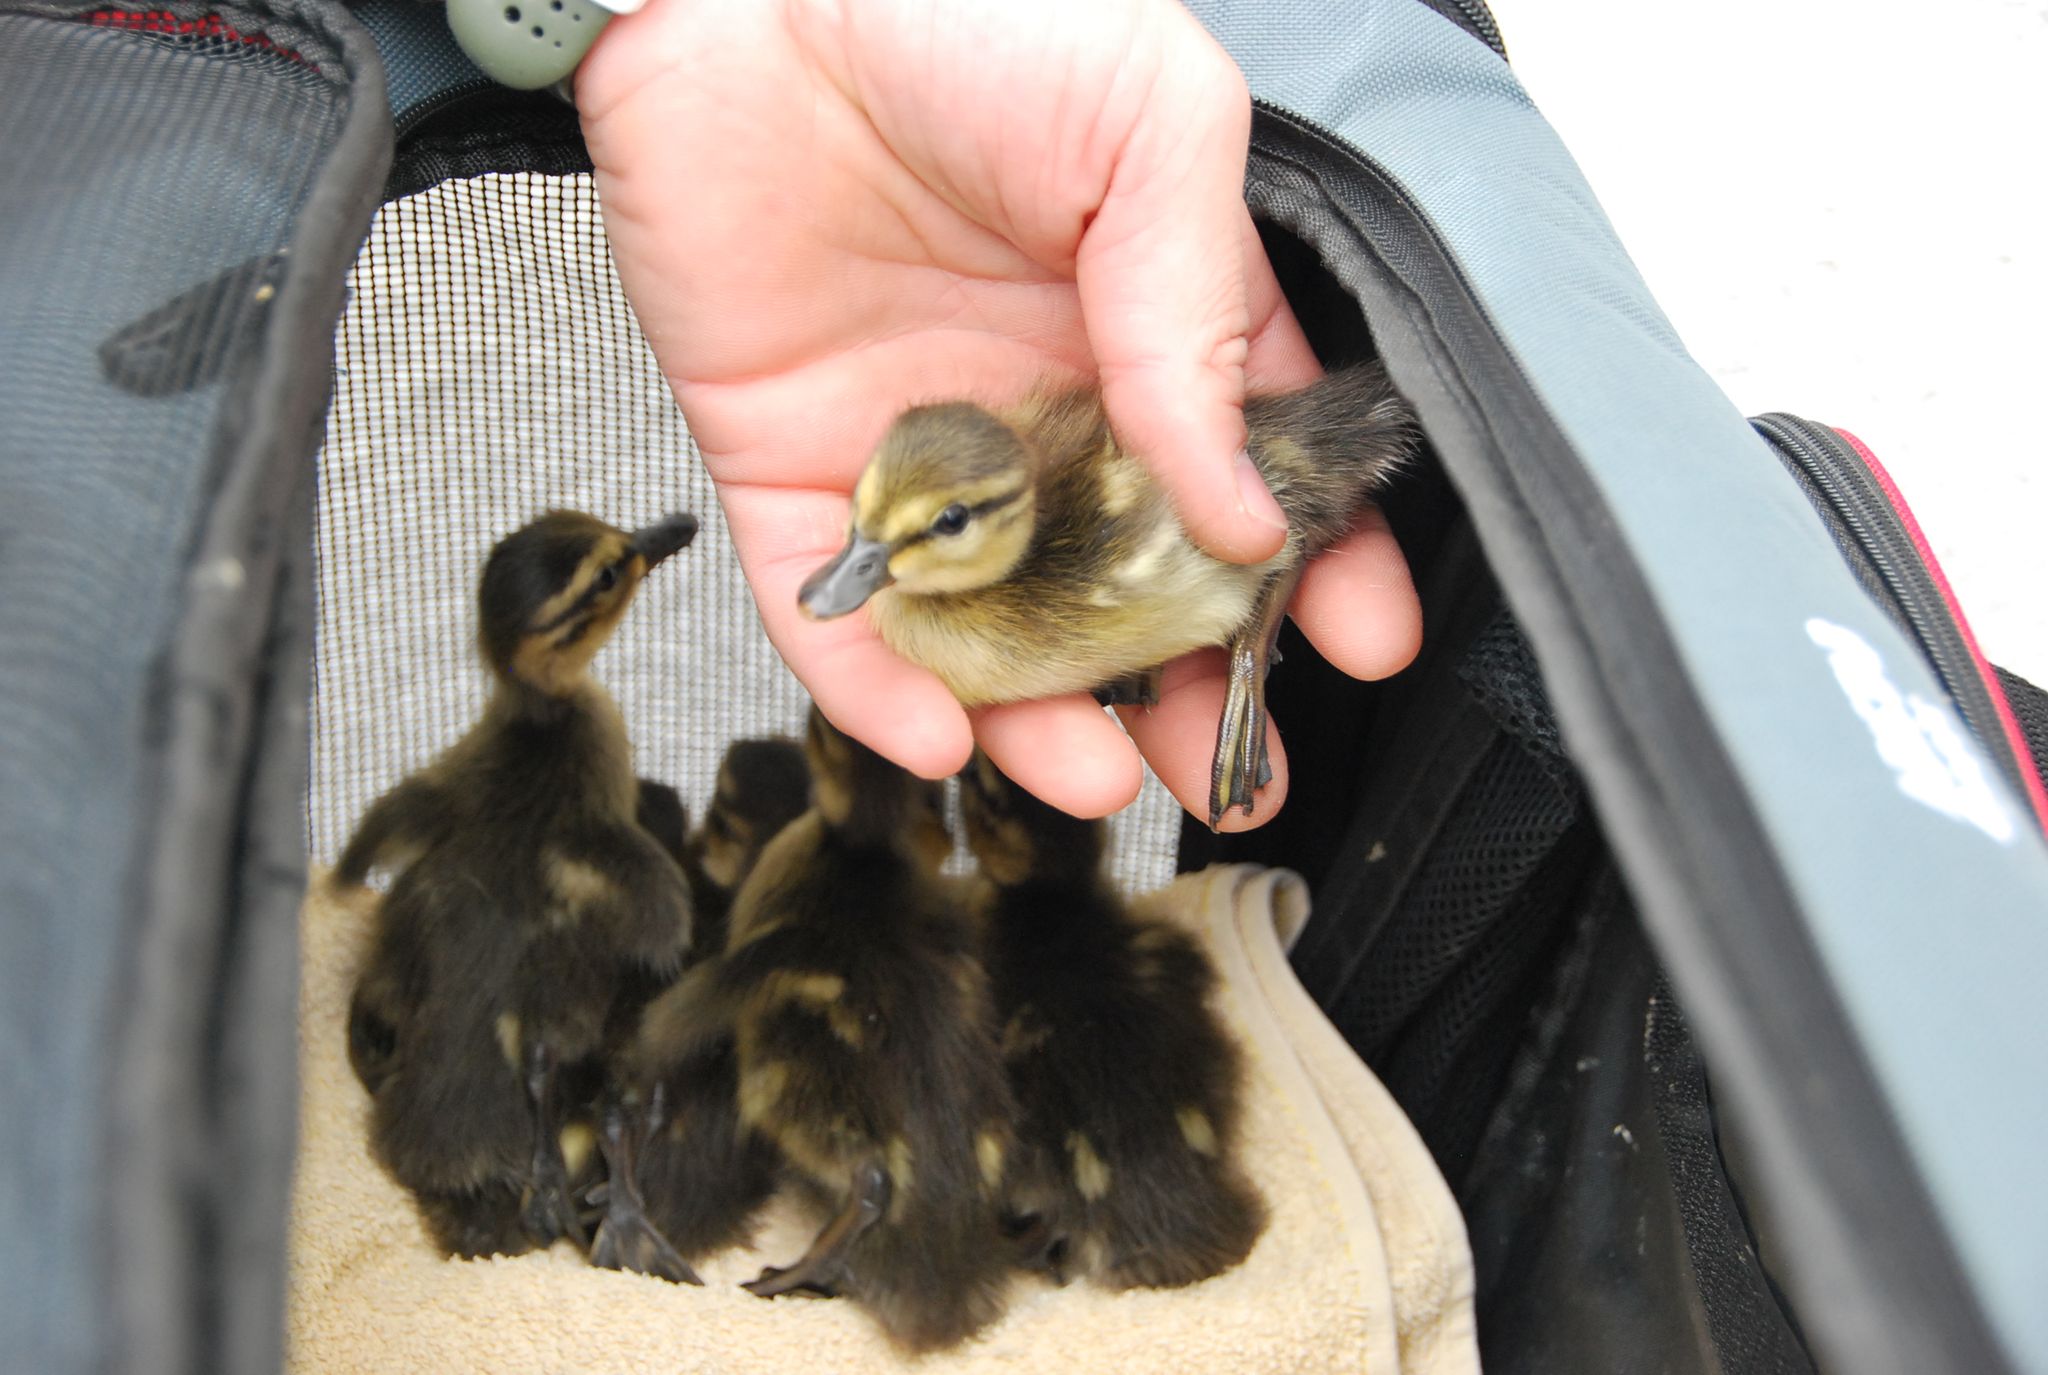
[3,1,2045,1373]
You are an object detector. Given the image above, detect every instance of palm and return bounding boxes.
[578,0,1419,826]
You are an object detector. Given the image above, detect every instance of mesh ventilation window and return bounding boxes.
[312,174,1183,893]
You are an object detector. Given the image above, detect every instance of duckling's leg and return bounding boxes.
[1209,565,1304,829]
[743,1162,892,1299]
[1092,666,1163,708]
[590,1087,702,1283]
[520,1041,591,1249]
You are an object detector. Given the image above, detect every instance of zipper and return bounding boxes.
[1438,0,1506,59]
[393,75,499,143]
[1751,412,2047,823]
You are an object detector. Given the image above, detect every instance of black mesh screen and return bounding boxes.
[0,6,365,1373]
[1316,606,1590,1173]
[311,173,1186,893]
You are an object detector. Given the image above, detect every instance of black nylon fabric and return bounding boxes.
[1462,878,1815,1375]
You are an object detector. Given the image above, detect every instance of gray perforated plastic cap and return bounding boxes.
[446,0,609,90]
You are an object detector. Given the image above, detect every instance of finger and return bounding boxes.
[676,311,1089,490]
[1239,214,1325,393]
[971,698,1145,819]
[1077,46,1289,567]
[1288,508,1424,681]
[1117,651,1289,833]
[719,483,975,779]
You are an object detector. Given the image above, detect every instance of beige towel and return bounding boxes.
[288,864,1479,1374]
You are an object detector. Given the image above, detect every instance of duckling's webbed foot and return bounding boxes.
[1092,666,1163,708]
[1209,565,1303,829]
[519,1041,590,1249]
[590,1092,701,1283]
[1001,1212,1071,1285]
[743,1161,892,1299]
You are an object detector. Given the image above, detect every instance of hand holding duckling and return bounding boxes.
[579,0,1422,829]
[802,364,1415,827]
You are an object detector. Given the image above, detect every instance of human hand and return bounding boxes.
[577,0,1421,827]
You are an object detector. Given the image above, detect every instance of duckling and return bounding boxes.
[635,777,691,869]
[960,750,1266,1290]
[334,509,699,1258]
[588,738,810,1281]
[679,736,812,958]
[714,708,1018,1352]
[797,363,1416,827]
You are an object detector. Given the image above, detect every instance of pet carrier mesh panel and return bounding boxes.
[10,0,2048,1373]
[0,2,388,1373]
[309,172,1187,895]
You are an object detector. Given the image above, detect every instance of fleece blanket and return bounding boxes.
[287,863,1478,1373]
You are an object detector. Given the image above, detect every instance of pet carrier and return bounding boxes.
[3,0,2044,1372]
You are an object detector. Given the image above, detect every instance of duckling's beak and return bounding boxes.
[632,512,699,568]
[798,534,894,620]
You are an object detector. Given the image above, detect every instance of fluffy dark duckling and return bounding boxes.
[679,736,811,958]
[960,750,1266,1290]
[710,708,1019,1352]
[634,777,692,869]
[797,363,1416,827]
[589,738,811,1281]
[335,509,699,1258]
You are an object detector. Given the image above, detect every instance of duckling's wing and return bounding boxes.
[552,820,694,973]
[334,774,451,886]
[363,867,531,1192]
[630,961,737,1080]
[347,885,434,1093]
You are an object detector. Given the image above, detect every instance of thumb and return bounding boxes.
[1075,47,1289,566]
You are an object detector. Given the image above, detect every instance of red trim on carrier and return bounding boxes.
[1834,425,2048,840]
[87,9,315,68]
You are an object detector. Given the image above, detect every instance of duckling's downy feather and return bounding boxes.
[857,363,1414,707]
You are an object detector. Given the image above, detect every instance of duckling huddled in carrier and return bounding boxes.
[590,737,812,1282]
[798,362,1416,827]
[706,708,1019,1352]
[676,736,811,958]
[960,750,1266,1290]
[334,508,700,1258]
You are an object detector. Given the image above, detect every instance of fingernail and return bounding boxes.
[1234,451,1290,533]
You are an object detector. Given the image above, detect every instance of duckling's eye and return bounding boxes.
[929,503,971,537]
[595,565,619,593]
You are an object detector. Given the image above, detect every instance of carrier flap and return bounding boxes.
[0,2,390,1372]
[1183,2,2048,1372]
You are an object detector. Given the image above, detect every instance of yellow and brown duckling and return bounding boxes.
[589,738,812,1282]
[798,363,1416,828]
[709,708,1019,1352]
[334,509,699,1258]
[960,750,1266,1289]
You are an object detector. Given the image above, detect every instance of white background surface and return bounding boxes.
[1483,0,2046,687]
